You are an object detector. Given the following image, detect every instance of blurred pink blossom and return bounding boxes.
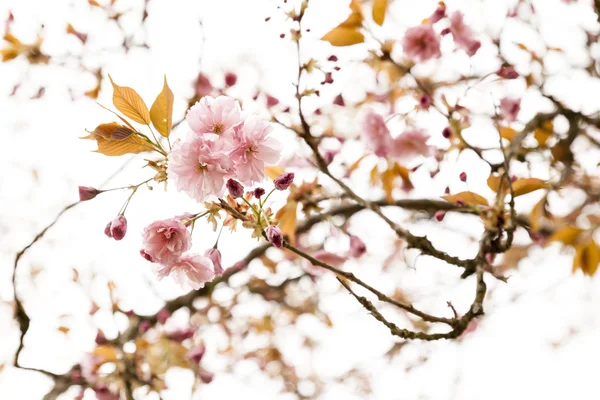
[402,24,441,63]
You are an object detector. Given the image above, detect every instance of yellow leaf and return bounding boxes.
[108,75,151,125]
[321,0,364,47]
[347,155,367,175]
[534,121,553,146]
[93,345,119,363]
[487,173,508,194]
[276,200,298,244]
[548,227,583,246]
[442,191,489,206]
[265,165,285,180]
[529,197,547,232]
[321,27,365,47]
[369,165,379,185]
[83,123,154,156]
[150,75,174,137]
[511,178,547,197]
[381,168,395,203]
[499,126,517,141]
[372,0,389,25]
[573,240,600,276]
[57,326,69,334]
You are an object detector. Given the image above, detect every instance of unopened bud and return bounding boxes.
[226,179,244,198]
[274,172,294,190]
[434,210,446,221]
[78,186,100,201]
[253,187,265,199]
[459,172,467,182]
[109,215,127,241]
[204,247,223,276]
[224,72,237,87]
[266,226,283,248]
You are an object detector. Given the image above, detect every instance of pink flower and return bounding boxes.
[157,253,215,290]
[230,118,282,185]
[390,128,433,161]
[204,247,223,276]
[362,110,392,157]
[168,136,235,201]
[430,3,446,23]
[188,344,206,363]
[141,219,191,266]
[193,73,213,98]
[402,24,441,63]
[497,65,519,79]
[274,172,295,190]
[349,235,367,258]
[449,11,480,56]
[186,95,243,142]
[499,97,521,123]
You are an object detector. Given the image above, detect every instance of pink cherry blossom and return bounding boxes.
[390,128,433,161]
[362,110,392,157]
[402,24,441,63]
[229,117,282,185]
[449,11,481,56]
[204,247,223,276]
[157,253,215,290]
[499,97,521,123]
[141,219,191,266]
[186,95,243,142]
[349,235,367,258]
[168,136,235,201]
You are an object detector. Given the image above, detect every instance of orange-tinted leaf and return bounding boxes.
[529,197,547,232]
[321,27,364,47]
[573,240,600,276]
[499,126,517,141]
[511,178,547,197]
[347,154,367,175]
[534,121,553,146]
[487,173,508,194]
[276,200,298,244]
[372,0,389,25]
[108,75,151,125]
[442,191,489,206]
[93,345,119,362]
[265,165,285,180]
[369,165,379,185]
[57,326,70,334]
[548,227,583,246]
[381,168,395,203]
[150,75,174,137]
[83,123,153,156]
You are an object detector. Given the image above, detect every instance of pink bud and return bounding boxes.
[205,247,223,276]
[109,215,127,241]
[320,72,334,85]
[139,320,151,334]
[497,65,519,79]
[327,55,338,62]
[104,222,113,238]
[266,226,283,248]
[485,253,496,264]
[430,4,446,23]
[333,94,345,106]
[323,149,338,165]
[253,187,265,199]
[157,309,171,324]
[444,186,450,194]
[187,344,206,364]
[434,210,446,221]
[226,178,244,198]
[95,331,106,345]
[224,72,237,87]
[441,27,451,35]
[199,369,214,384]
[167,327,196,343]
[442,126,452,138]
[266,94,279,107]
[459,172,467,182]
[349,235,367,258]
[78,186,100,201]
[274,172,294,190]
[419,94,432,109]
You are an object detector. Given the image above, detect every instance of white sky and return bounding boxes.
[1,0,600,399]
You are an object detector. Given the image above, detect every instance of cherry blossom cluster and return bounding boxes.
[168,95,282,202]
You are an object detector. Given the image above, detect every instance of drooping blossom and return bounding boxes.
[156,253,215,290]
[168,136,235,202]
[449,11,481,56]
[390,128,433,161]
[229,117,282,185]
[186,95,243,142]
[108,215,127,241]
[361,110,392,157]
[226,178,244,198]
[78,186,100,201]
[141,219,191,266]
[253,187,265,199]
[204,247,224,276]
[499,97,521,123]
[402,24,441,63]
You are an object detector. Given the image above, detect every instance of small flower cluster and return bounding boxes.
[140,216,223,290]
[168,95,282,202]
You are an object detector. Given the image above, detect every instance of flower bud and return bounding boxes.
[333,94,345,106]
[459,172,467,182]
[434,210,446,221]
[419,94,432,109]
[167,327,195,343]
[349,235,367,258]
[266,226,283,248]
[199,369,214,384]
[139,320,151,334]
[95,331,106,345]
[497,65,519,79]
[226,179,244,198]
[430,4,446,23]
[187,344,206,364]
[110,215,127,241]
[78,186,100,201]
[253,187,265,199]
[274,172,295,190]
[205,247,223,276]
[224,72,237,87]
[104,222,113,238]
[157,309,171,325]
[442,126,452,138]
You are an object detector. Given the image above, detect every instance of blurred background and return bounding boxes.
[1,0,600,399]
